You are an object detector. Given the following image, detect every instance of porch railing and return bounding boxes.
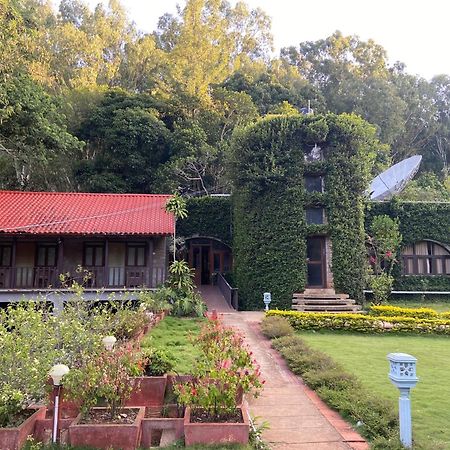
[0,266,166,290]
[217,272,238,310]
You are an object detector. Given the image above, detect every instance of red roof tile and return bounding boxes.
[0,191,174,236]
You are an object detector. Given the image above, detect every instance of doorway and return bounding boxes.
[187,238,232,286]
[306,237,326,288]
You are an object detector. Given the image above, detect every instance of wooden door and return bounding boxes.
[306,237,326,288]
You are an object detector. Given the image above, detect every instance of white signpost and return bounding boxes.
[263,292,271,311]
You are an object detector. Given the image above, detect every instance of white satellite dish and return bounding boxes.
[368,155,422,201]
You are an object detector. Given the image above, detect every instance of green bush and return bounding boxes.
[140,347,175,376]
[260,316,294,339]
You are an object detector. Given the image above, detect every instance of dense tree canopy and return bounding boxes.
[0,0,449,196]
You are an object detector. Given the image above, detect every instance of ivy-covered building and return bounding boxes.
[179,114,450,310]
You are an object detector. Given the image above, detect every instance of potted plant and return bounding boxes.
[175,320,263,445]
[126,347,173,407]
[67,346,144,450]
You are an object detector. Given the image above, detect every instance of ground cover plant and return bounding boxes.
[141,316,206,374]
[300,331,450,448]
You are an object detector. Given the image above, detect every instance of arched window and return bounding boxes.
[402,241,450,276]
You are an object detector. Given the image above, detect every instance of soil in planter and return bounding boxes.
[2,409,35,428]
[79,408,139,425]
[191,408,243,424]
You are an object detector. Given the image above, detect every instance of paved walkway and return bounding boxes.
[199,287,368,450]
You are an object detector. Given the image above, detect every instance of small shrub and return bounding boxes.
[260,316,294,339]
[108,303,148,341]
[302,368,360,391]
[369,273,394,304]
[140,347,175,376]
[271,335,308,351]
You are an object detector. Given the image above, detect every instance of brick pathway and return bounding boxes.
[200,287,369,450]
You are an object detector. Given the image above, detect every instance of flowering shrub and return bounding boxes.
[175,320,263,419]
[367,215,402,303]
[368,305,439,319]
[64,345,140,420]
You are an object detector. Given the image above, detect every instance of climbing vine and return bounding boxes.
[232,113,381,309]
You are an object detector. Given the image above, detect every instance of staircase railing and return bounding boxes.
[217,273,238,310]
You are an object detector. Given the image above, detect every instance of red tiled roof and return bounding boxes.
[0,191,174,236]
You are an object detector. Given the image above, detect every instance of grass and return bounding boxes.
[141,316,206,374]
[300,331,450,448]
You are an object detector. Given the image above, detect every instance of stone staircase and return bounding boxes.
[292,288,362,313]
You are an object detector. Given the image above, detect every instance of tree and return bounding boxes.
[157,0,273,104]
[75,90,172,192]
[0,74,82,190]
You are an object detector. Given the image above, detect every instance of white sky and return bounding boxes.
[61,0,450,80]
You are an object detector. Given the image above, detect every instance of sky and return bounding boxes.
[64,0,450,80]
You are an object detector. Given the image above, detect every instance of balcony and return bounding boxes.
[0,266,166,290]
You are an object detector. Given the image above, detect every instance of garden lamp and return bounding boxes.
[49,364,70,443]
[102,335,117,351]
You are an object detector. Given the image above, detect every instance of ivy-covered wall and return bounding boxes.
[178,196,232,245]
[231,113,379,309]
[366,200,450,291]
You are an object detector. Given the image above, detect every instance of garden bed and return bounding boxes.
[141,316,206,374]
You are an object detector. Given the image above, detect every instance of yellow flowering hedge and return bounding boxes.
[266,310,450,335]
[368,304,439,319]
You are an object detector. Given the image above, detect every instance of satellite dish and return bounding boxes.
[368,155,422,201]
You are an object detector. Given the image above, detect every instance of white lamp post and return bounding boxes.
[48,364,70,443]
[387,353,419,448]
[102,335,117,351]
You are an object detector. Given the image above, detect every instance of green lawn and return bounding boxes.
[300,331,450,448]
[141,316,206,374]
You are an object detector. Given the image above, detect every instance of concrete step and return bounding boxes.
[293,298,357,305]
[293,305,362,313]
[293,293,350,300]
[304,288,337,295]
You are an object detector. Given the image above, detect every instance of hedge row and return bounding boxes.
[369,304,450,320]
[267,310,450,334]
[368,304,440,319]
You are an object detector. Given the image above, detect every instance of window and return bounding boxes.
[84,243,105,267]
[305,176,323,193]
[402,241,450,275]
[306,208,325,225]
[36,244,57,267]
[304,144,323,162]
[0,245,12,266]
[127,244,146,267]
